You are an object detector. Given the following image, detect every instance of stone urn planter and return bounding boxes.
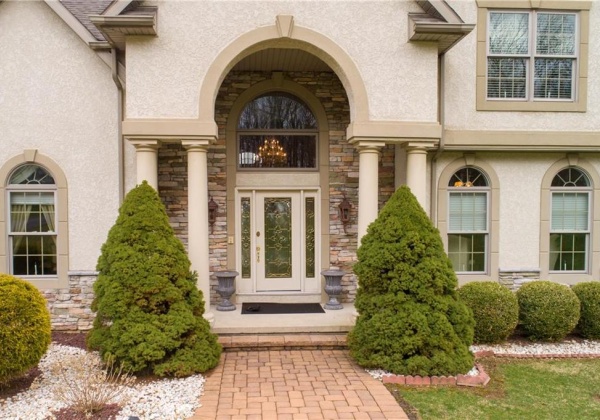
[321,269,345,310]
[215,270,238,311]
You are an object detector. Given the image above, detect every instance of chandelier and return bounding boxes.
[257,137,287,167]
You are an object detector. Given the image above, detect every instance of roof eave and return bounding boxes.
[89,12,157,50]
[409,18,475,54]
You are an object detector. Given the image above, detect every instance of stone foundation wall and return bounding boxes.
[498,268,541,291]
[158,71,395,304]
[42,273,97,331]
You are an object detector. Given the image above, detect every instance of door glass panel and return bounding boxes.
[264,198,292,278]
[241,197,251,278]
[305,197,315,278]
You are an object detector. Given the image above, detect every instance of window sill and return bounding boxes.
[547,272,593,285]
[476,97,587,112]
[456,273,493,284]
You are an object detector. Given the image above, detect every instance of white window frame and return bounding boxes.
[7,179,58,279]
[486,9,579,102]
[447,189,490,275]
[549,186,591,274]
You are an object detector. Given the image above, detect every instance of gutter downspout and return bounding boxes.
[430,53,446,225]
[110,48,125,204]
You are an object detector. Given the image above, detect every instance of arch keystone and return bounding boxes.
[276,15,294,38]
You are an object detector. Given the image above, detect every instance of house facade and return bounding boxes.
[1,0,599,331]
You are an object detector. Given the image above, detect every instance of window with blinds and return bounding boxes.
[550,168,591,272]
[447,167,489,273]
[487,10,577,101]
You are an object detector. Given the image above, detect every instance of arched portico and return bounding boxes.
[197,15,370,124]
[123,14,440,321]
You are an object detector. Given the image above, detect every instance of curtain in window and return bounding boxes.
[10,203,31,250]
[9,165,39,184]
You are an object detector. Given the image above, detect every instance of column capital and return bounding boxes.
[351,140,386,151]
[405,141,437,151]
[128,139,161,150]
[182,139,215,150]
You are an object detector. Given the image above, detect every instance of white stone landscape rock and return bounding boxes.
[0,344,205,420]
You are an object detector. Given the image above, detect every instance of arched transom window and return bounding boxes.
[550,167,591,272]
[7,164,57,277]
[237,93,318,169]
[447,167,490,273]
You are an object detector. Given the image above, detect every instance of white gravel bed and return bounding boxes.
[471,339,600,356]
[0,344,205,420]
[366,340,600,381]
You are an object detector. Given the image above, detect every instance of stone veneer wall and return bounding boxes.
[498,269,541,291]
[158,71,395,304]
[42,273,97,331]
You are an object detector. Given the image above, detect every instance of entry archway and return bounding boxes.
[198,15,370,124]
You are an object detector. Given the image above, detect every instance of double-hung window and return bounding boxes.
[7,164,57,277]
[550,167,590,272]
[487,10,577,101]
[447,168,489,273]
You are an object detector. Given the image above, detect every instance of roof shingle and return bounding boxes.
[59,0,114,41]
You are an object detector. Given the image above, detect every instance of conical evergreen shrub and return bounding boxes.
[348,186,474,376]
[88,182,221,377]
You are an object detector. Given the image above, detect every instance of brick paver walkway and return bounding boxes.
[190,349,408,420]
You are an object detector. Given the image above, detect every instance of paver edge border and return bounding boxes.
[381,351,600,387]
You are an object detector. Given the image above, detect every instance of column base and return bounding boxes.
[203,311,215,327]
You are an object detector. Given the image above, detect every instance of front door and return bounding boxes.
[237,189,318,292]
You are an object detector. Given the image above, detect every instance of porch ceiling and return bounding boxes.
[232,48,332,73]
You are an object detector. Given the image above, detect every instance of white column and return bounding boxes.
[356,142,385,242]
[405,143,432,210]
[182,140,214,325]
[130,140,160,190]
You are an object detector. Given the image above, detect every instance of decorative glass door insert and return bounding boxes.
[264,198,293,278]
[238,190,318,292]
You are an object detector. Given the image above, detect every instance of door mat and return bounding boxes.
[241,302,325,314]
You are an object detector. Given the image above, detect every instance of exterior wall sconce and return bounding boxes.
[338,193,352,234]
[208,196,218,233]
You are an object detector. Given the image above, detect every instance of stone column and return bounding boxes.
[129,140,160,190]
[356,141,385,242]
[182,140,214,325]
[405,143,433,211]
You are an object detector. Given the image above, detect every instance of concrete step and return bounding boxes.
[217,333,348,351]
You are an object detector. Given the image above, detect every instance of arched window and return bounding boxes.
[447,167,490,273]
[237,93,318,169]
[7,164,57,277]
[549,167,591,272]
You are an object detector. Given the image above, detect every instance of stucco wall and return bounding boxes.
[437,152,600,278]
[445,0,600,131]
[0,0,119,271]
[125,0,439,123]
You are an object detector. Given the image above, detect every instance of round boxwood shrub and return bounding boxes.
[458,282,518,344]
[517,281,580,342]
[348,186,474,377]
[88,182,221,377]
[0,273,51,383]
[572,282,600,339]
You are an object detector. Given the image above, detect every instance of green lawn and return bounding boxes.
[388,358,600,420]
